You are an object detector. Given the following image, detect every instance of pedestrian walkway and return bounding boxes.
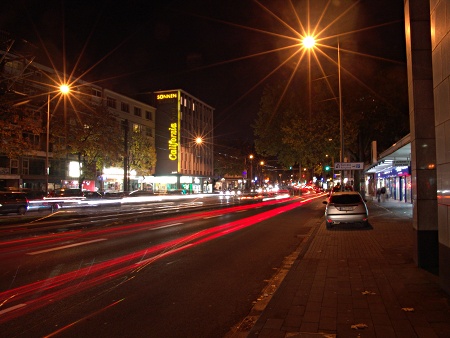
[245,198,450,337]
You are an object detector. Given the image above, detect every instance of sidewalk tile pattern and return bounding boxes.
[249,200,450,338]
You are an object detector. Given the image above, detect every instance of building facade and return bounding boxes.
[404,0,450,293]
[0,36,155,193]
[154,89,214,193]
[102,89,156,192]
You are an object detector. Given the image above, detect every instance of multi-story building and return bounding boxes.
[0,34,156,193]
[102,89,156,192]
[154,89,214,193]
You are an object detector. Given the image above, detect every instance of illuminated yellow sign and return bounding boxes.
[157,93,177,100]
[168,122,178,160]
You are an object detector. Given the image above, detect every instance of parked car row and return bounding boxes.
[0,189,123,215]
[0,191,29,215]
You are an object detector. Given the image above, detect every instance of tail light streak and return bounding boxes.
[0,195,322,323]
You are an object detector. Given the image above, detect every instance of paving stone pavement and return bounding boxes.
[247,198,450,338]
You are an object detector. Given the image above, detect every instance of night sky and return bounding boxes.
[1,0,406,143]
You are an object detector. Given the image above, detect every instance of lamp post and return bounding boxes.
[259,161,265,188]
[45,84,70,195]
[337,38,344,190]
[303,35,344,190]
[249,154,254,191]
[194,136,203,193]
[45,94,50,196]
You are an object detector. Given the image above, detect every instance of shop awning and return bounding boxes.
[365,134,411,174]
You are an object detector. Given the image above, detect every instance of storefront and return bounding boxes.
[364,134,411,203]
[151,175,212,194]
[375,166,411,202]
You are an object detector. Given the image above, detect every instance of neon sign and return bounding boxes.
[168,123,178,160]
[157,93,177,100]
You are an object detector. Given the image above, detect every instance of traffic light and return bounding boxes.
[324,165,331,171]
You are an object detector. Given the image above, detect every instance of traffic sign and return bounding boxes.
[334,162,364,170]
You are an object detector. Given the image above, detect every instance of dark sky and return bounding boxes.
[1,0,406,143]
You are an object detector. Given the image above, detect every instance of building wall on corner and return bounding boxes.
[430,0,450,294]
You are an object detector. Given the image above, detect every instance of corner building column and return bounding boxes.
[404,0,438,273]
[429,0,450,294]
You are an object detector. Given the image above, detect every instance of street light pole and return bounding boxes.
[45,94,50,195]
[249,154,254,191]
[302,35,345,190]
[45,84,70,195]
[338,38,344,190]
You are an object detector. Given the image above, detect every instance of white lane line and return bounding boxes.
[150,223,183,230]
[203,215,223,219]
[26,238,107,255]
[0,303,26,315]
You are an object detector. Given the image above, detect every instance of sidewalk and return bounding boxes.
[246,198,450,337]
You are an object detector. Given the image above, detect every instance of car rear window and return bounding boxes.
[330,194,362,204]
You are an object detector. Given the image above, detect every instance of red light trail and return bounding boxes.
[0,194,323,324]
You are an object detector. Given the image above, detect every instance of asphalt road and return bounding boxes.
[0,193,326,337]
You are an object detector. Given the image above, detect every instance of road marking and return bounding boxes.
[203,215,223,219]
[0,303,26,315]
[26,239,107,255]
[150,223,183,230]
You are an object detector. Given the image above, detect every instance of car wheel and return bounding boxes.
[18,206,27,215]
[326,222,332,229]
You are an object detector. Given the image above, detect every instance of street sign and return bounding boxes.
[334,162,364,170]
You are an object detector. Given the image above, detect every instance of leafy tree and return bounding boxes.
[254,63,408,173]
[254,83,343,170]
[0,99,43,159]
[50,101,123,185]
[344,65,409,162]
[129,129,157,176]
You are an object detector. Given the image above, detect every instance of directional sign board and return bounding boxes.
[334,162,364,170]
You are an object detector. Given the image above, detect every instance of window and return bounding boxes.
[133,124,141,132]
[145,110,153,120]
[146,127,153,137]
[92,89,102,97]
[23,133,40,149]
[10,159,18,175]
[22,159,29,175]
[134,107,142,117]
[106,97,117,109]
[121,102,130,113]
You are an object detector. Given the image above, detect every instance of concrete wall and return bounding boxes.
[405,0,439,273]
[429,0,450,294]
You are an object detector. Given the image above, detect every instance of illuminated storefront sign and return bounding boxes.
[377,166,410,178]
[157,93,177,100]
[155,90,181,175]
[168,122,178,160]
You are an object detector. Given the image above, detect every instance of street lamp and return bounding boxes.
[45,84,70,195]
[249,154,254,191]
[303,35,344,190]
[259,161,265,187]
[337,38,344,190]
